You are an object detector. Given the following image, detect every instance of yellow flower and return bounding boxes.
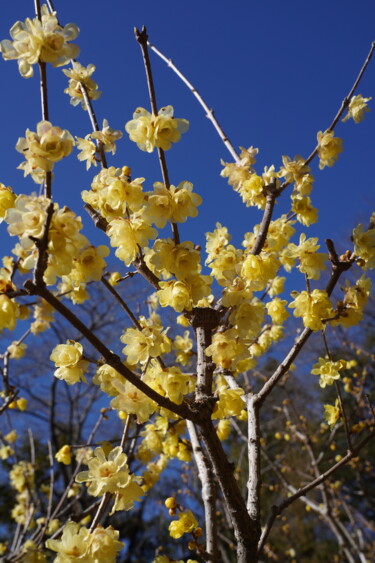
[50,340,88,385]
[311,357,345,388]
[352,224,375,269]
[342,94,371,123]
[125,106,189,152]
[91,119,123,154]
[89,525,124,562]
[266,297,289,324]
[317,130,343,169]
[291,194,318,226]
[157,280,193,312]
[46,522,90,561]
[63,61,102,109]
[76,446,131,496]
[55,445,72,465]
[0,295,19,331]
[7,341,27,359]
[76,135,98,170]
[111,381,156,423]
[289,289,332,331]
[212,387,245,419]
[0,183,16,220]
[16,121,74,182]
[1,6,79,78]
[284,233,328,280]
[169,510,198,539]
[324,400,341,426]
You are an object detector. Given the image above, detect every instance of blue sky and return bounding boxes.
[0,0,374,276]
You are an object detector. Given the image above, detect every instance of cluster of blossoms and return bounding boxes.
[50,340,89,385]
[0,4,79,78]
[76,446,143,513]
[4,193,109,295]
[16,121,74,183]
[76,119,123,169]
[62,61,102,109]
[311,357,347,388]
[125,105,189,152]
[46,521,124,562]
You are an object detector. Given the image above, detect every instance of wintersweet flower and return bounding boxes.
[125,106,189,152]
[157,280,193,312]
[63,61,102,109]
[0,295,19,331]
[46,521,90,561]
[342,94,371,123]
[352,224,375,269]
[266,297,289,324]
[279,155,310,184]
[107,215,158,266]
[291,194,318,226]
[89,525,124,562]
[76,446,131,496]
[5,194,51,248]
[16,121,74,182]
[212,387,245,419]
[169,510,198,539]
[289,289,333,331]
[311,357,346,388]
[205,329,249,371]
[8,341,27,359]
[173,331,193,366]
[111,381,157,423]
[324,400,341,426]
[91,119,123,154]
[317,130,343,169]
[0,184,16,220]
[1,5,79,78]
[284,234,328,280]
[55,445,72,465]
[76,135,98,169]
[50,340,89,385]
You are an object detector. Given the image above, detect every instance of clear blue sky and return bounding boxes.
[1,0,374,271]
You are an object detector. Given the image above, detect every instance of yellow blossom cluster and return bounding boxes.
[50,340,89,385]
[342,94,371,123]
[289,289,333,331]
[311,357,346,388]
[137,417,190,466]
[0,4,79,78]
[46,521,123,563]
[0,183,16,220]
[333,275,371,327]
[281,233,328,280]
[317,130,343,169]
[77,119,123,169]
[352,224,375,269]
[76,446,143,513]
[324,399,341,426]
[125,105,189,152]
[169,509,198,539]
[5,194,108,289]
[221,146,268,209]
[16,121,74,183]
[62,61,101,109]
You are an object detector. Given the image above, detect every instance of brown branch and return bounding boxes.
[191,308,220,402]
[135,27,180,245]
[31,201,54,287]
[23,282,193,421]
[100,276,142,329]
[251,180,277,256]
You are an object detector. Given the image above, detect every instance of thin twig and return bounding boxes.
[279,41,375,195]
[147,39,240,163]
[101,276,142,329]
[135,27,180,245]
